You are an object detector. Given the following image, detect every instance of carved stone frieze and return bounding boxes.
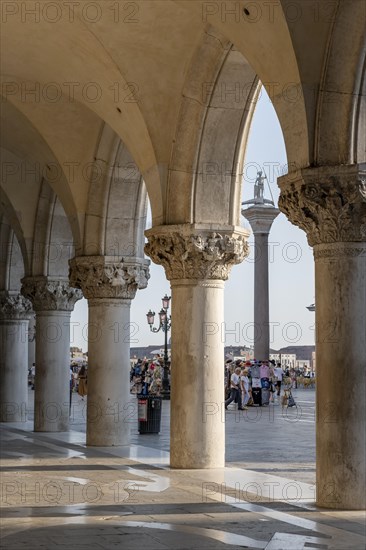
[0,291,33,320]
[21,277,83,312]
[278,165,366,246]
[69,256,150,299]
[144,225,250,280]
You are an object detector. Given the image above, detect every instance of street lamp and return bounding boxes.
[146,294,172,399]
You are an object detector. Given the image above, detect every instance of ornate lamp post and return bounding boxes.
[146,294,172,399]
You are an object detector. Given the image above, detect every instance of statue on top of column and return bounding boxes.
[254,171,265,202]
[242,170,275,208]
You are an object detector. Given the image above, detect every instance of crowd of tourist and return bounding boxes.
[130,357,170,395]
[29,356,312,409]
[225,359,289,409]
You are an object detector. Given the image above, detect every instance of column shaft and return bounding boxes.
[87,299,131,446]
[253,233,270,360]
[170,280,225,468]
[0,319,28,422]
[28,315,36,372]
[34,311,71,432]
[315,242,366,509]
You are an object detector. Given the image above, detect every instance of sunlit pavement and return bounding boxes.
[1,389,365,549]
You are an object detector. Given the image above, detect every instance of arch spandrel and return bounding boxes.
[2,227,25,292]
[314,0,366,165]
[84,124,148,259]
[0,172,31,277]
[106,157,148,259]
[31,180,75,279]
[47,197,75,279]
[167,31,259,226]
[0,176,76,281]
[0,217,12,290]
[166,28,231,224]
[0,212,24,292]
[355,60,366,164]
[193,50,260,226]
[1,148,41,244]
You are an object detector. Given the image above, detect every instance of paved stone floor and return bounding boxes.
[1,389,365,549]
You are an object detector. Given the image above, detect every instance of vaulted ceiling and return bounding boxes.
[1,0,365,264]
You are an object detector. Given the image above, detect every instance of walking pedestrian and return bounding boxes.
[225,366,245,411]
[77,365,87,400]
[274,363,284,396]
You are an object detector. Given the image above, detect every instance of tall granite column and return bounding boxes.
[145,225,249,468]
[279,164,366,510]
[69,256,150,446]
[22,277,82,432]
[0,292,32,422]
[241,206,279,360]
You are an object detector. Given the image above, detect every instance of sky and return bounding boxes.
[70,89,315,352]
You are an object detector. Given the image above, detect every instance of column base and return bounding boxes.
[316,485,366,511]
[170,453,225,470]
[86,436,130,447]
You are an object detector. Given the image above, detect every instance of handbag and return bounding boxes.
[288,393,296,407]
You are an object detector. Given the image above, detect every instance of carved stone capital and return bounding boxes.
[69,256,150,300]
[21,277,83,312]
[0,291,33,320]
[278,164,366,246]
[144,224,250,280]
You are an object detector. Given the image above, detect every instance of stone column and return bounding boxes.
[145,225,249,468]
[241,206,279,360]
[0,292,32,422]
[279,164,366,510]
[22,277,82,432]
[69,256,150,446]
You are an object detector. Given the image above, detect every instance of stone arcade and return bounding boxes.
[0,3,365,545]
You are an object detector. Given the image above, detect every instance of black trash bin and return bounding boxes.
[137,395,162,434]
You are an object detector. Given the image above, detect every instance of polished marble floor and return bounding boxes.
[1,390,365,549]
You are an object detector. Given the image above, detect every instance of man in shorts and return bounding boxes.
[225,366,245,410]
